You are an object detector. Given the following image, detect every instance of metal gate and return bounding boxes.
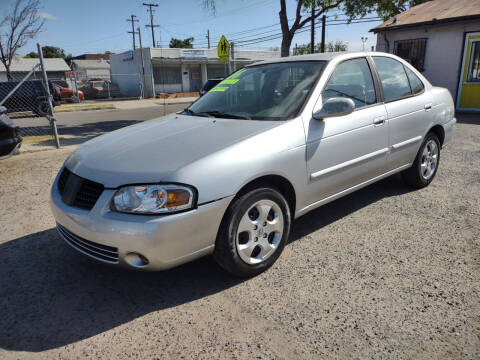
[189,65,202,92]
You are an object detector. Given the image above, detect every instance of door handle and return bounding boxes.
[373,116,386,126]
[424,103,432,111]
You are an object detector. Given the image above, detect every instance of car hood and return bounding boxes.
[65,114,281,188]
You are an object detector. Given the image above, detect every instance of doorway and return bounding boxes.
[457,32,480,110]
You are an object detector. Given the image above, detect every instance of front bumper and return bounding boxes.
[50,172,233,270]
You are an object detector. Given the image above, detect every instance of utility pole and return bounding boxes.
[143,2,159,47]
[206,29,210,49]
[321,15,326,53]
[230,42,235,72]
[310,6,315,54]
[126,15,139,50]
[138,27,147,98]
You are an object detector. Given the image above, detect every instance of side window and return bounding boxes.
[373,56,412,102]
[404,66,424,95]
[323,58,376,109]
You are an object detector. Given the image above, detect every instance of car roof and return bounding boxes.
[247,51,397,66]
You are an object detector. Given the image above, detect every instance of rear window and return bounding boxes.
[404,66,424,95]
[373,56,412,102]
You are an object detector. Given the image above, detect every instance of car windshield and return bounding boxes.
[186,61,325,120]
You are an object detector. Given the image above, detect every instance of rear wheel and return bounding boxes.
[402,132,441,188]
[214,187,291,277]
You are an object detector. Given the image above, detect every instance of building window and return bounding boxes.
[394,38,427,72]
[153,65,181,84]
[467,41,480,82]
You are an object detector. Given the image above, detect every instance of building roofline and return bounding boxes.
[370,14,480,33]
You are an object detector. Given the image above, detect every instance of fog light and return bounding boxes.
[125,252,149,267]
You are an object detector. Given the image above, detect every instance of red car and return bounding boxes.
[57,86,84,102]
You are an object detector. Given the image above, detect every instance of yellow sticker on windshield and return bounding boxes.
[210,86,228,92]
[219,79,239,85]
[229,69,246,79]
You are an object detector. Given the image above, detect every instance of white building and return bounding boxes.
[70,59,111,82]
[110,47,280,97]
[0,56,70,82]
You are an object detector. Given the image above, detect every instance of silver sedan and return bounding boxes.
[51,52,456,276]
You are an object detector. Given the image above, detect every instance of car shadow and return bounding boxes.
[0,174,413,352]
[456,112,479,125]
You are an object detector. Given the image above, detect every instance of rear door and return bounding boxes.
[306,57,389,202]
[372,56,433,170]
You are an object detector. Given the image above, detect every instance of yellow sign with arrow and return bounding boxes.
[217,35,229,63]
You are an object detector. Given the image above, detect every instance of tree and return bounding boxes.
[169,37,194,48]
[326,40,348,52]
[293,40,347,54]
[279,0,343,57]
[24,51,38,58]
[41,45,65,58]
[202,0,425,57]
[0,0,45,81]
[343,0,425,21]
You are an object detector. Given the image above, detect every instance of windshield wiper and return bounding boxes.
[202,111,251,120]
[183,108,216,118]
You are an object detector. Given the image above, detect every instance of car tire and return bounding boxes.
[214,187,291,277]
[401,132,441,188]
[34,100,49,116]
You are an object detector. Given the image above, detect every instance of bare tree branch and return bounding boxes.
[0,0,45,81]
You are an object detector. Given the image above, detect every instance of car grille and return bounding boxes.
[57,167,104,210]
[56,223,119,264]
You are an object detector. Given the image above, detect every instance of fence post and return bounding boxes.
[37,43,60,149]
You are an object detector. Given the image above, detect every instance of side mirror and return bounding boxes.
[313,97,355,120]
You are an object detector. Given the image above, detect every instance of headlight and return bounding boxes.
[111,184,195,214]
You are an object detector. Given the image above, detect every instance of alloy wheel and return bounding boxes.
[420,139,438,180]
[235,199,284,265]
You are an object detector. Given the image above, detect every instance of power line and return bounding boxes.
[235,19,382,47]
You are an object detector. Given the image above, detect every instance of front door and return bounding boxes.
[189,65,202,92]
[457,32,480,111]
[306,57,389,203]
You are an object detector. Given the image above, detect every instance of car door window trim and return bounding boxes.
[371,56,427,104]
[320,56,380,111]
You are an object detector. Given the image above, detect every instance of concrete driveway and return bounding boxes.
[0,117,478,359]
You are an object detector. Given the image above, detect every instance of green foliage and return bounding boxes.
[169,37,194,49]
[294,40,348,55]
[24,51,38,58]
[41,46,66,58]
[327,40,348,52]
[343,0,426,21]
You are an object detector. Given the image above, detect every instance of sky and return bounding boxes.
[1,0,382,56]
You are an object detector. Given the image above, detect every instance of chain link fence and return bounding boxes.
[0,43,60,148]
[71,72,143,101]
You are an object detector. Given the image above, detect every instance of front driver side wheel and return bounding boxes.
[214,187,291,277]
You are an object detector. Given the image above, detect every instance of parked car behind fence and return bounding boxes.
[80,80,121,99]
[0,106,22,159]
[0,80,61,116]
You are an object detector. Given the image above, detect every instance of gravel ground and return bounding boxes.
[0,120,479,359]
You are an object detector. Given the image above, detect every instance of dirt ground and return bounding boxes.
[0,120,479,359]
